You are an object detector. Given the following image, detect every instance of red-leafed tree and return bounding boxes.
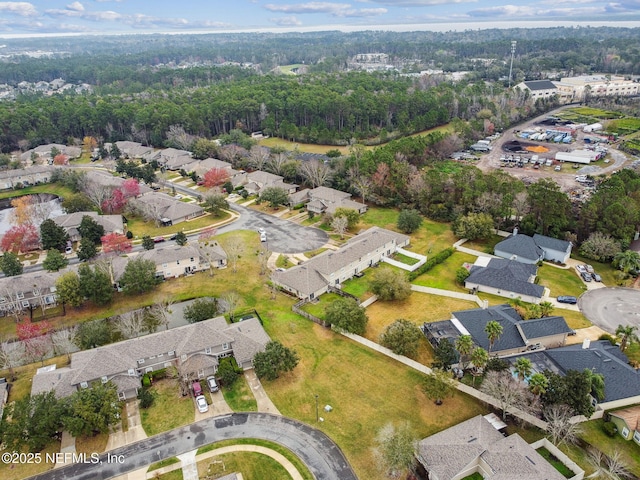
[101,232,132,254]
[1,224,40,253]
[198,227,217,242]
[17,318,52,365]
[122,178,140,199]
[203,167,230,189]
[101,188,127,214]
[53,153,69,165]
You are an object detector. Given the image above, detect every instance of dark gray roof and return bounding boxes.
[518,316,572,339]
[544,340,640,402]
[466,259,544,299]
[532,234,571,254]
[495,234,543,262]
[524,80,557,91]
[453,304,526,352]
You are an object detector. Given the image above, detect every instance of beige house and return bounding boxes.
[245,171,297,195]
[273,226,409,300]
[0,165,57,190]
[31,316,270,400]
[133,192,204,225]
[0,269,62,317]
[290,186,367,215]
[53,211,125,242]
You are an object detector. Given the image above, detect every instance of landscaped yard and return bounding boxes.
[393,252,420,266]
[197,451,291,480]
[126,211,231,238]
[139,378,195,437]
[300,292,342,319]
[537,264,586,297]
[580,418,640,476]
[462,234,504,254]
[340,274,371,299]
[412,251,477,292]
[222,374,257,412]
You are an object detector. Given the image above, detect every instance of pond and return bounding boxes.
[0,193,63,236]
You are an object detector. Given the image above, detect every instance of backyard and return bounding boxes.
[411,251,477,292]
[139,378,196,437]
[222,374,258,412]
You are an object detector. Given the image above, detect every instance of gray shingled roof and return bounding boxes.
[466,259,544,299]
[495,234,543,262]
[224,318,271,366]
[524,80,558,91]
[544,341,640,402]
[139,244,204,268]
[135,192,203,222]
[454,305,526,352]
[532,234,571,254]
[518,316,571,339]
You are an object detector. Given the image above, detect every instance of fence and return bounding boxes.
[530,438,584,480]
[292,299,330,328]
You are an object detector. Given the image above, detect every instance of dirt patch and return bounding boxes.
[525,145,550,153]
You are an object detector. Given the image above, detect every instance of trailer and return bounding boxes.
[553,134,565,142]
[555,150,599,164]
[562,135,573,144]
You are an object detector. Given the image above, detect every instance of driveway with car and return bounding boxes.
[579,287,640,333]
[217,204,328,254]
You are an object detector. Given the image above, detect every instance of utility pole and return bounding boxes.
[315,394,319,422]
[508,41,517,88]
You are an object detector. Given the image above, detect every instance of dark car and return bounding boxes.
[592,273,602,282]
[557,295,578,304]
[581,272,592,282]
[153,236,165,243]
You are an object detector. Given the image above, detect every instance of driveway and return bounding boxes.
[31,413,358,480]
[217,204,329,254]
[579,287,640,333]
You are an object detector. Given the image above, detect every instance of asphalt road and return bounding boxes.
[578,287,640,333]
[219,203,329,254]
[29,413,357,480]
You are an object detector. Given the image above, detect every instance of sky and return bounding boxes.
[0,0,639,37]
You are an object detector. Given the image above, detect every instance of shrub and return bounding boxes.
[217,357,239,387]
[602,421,617,437]
[599,333,617,345]
[408,248,455,281]
[455,266,470,284]
[153,368,167,380]
[486,357,509,372]
[138,388,155,409]
[142,374,151,387]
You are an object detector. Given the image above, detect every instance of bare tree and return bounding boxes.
[2,287,28,321]
[512,191,529,222]
[258,247,271,275]
[222,291,241,318]
[221,236,243,273]
[331,215,348,239]
[587,447,632,479]
[267,152,289,176]
[544,404,583,446]
[116,310,146,340]
[24,333,53,366]
[299,159,332,188]
[248,145,271,171]
[82,180,113,209]
[51,326,77,362]
[166,125,196,150]
[30,198,56,226]
[0,339,25,380]
[175,360,197,396]
[480,370,538,421]
[129,198,163,227]
[151,298,175,331]
[372,422,417,479]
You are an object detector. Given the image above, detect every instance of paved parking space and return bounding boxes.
[579,287,640,333]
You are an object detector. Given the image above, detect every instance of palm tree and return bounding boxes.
[455,334,474,371]
[539,301,555,318]
[528,372,549,396]
[509,296,526,318]
[485,320,503,353]
[470,347,489,385]
[613,250,640,275]
[615,324,639,352]
[514,357,533,382]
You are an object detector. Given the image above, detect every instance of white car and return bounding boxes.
[195,395,209,413]
[258,228,266,235]
[260,232,267,242]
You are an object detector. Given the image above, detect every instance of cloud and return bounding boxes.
[271,15,303,25]
[466,4,605,17]
[0,2,38,16]
[357,0,475,5]
[264,1,386,17]
[66,2,84,12]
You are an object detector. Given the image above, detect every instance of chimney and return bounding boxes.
[582,338,591,349]
[513,227,519,236]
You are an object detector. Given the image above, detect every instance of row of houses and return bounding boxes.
[0,242,227,317]
[31,315,270,401]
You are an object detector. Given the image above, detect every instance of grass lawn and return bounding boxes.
[536,447,574,478]
[0,183,75,200]
[364,293,478,366]
[0,440,60,479]
[570,254,619,287]
[412,251,477,292]
[580,418,640,476]
[259,137,352,155]
[126,211,231,238]
[139,378,195,437]
[556,308,592,329]
[340,275,371,299]
[197,451,291,480]
[152,470,183,480]
[304,248,328,258]
[300,293,342,319]
[222,374,257,412]
[197,438,313,480]
[276,254,294,269]
[393,252,420,266]
[148,457,180,472]
[537,265,587,297]
[462,235,503,254]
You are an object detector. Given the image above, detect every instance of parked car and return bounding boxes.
[592,273,602,282]
[258,228,266,235]
[206,376,219,393]
[195,395,209,413]
[585,264,595,274]
[153,236,165,243]
[568,329,577,336]
[260,232,267,242]
[576,264,587,273]
[557,295,578,304]
[581,272,592,282]
[192,381,202,397]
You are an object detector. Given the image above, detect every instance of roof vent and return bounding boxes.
[467,437,477,443]
[582,338,591,349]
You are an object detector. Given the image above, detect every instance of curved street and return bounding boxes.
[29,413,357,480]
[579,287,640,333]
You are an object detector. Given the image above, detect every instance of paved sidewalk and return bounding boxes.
[54,431,76,468]
[411,284,485,308]
[177,451,198,480]
[106,400,147,450]
[244,369,281,414]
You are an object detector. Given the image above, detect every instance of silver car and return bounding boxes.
[195,395,209,413]
[206,376,219,393]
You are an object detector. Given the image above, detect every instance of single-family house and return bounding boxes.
[494,231,572,265]
[609,406,640,444]
[416,415,568,480]
[272,226,409,300]
[150,148,194,171]
[20,144,81,163]
[423,304,572,357]
[114,141,154,159]
[133,192,204,226]
[53,211,125,242]
[84,170,152,195]
[465,257,546,304]
[31,316,270,400]
[245,171,297,195]
[290,186,367,215]
[0,165,58,190]
[193,158,247,187]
